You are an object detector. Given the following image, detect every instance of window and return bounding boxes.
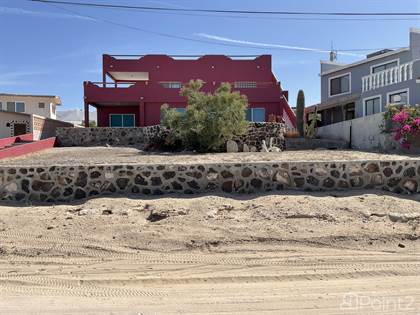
[109,114,135,127]
[6,101,25,113]
[160,82,182,89]
[372,61,398,73]
[329,74,350,96]
[0,102,2,110]
[246,108,265,122]
[364,97,381,116]
[39,102,45,109]
[7,102,14,112]
[16,102,25,112]
[388,90,408,105]
[234,81,257,89]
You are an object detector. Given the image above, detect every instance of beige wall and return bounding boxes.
[0,110,31,138]
[0,111,74,140]
[0,95,60,119]
[32,115,74,140]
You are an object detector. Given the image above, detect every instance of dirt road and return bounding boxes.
[0,191,419,314]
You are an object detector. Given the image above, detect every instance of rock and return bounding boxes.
[398,243,405,248]
[249,146,257,152]
[226,140,238,153]
[274,170,291,186]
[269,146,281,152]
[102,209,113,215]
[147,210,168,222]
[221,170,233,178]
[261,140,269,152]
[388,212,406,222]
[242,143,249,152]
[364,163,379,173]
[5,182,17,193]
[241,167,253,177]
[403,179,418,193]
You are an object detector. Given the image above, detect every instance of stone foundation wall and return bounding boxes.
[1,159,419,202]
[56,122,286,150]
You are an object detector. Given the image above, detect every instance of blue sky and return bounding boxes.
[1,0,420,110]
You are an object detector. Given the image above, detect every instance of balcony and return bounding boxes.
[362,62,413,92]
[84,80,285,106]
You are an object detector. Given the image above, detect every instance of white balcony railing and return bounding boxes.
[362,62,413,92]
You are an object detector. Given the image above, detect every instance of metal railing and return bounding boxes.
[362,62,413,92]
[87,81,279,89]
[88,82,136,88]
[107,54,261,60]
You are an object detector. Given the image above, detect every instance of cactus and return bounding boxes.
[296,90,305,137]
[305,110,321,139]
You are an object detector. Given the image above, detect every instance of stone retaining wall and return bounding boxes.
[234,122,286,151]
[1,159,418,202]
[56,125,162,146]
[56,122,286,150]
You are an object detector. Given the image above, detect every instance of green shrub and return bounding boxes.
[161,79,249,152]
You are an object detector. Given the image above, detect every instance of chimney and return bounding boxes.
[329,50,337,62]
[410,27,420,60]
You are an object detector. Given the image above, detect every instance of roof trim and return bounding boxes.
[320,47,410,76]
[0,93,58,98]
[0,109,30,117]
[0,93,61,105]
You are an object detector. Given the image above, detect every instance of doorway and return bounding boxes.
[13,123,27,136]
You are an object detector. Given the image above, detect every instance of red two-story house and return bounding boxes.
[83,54,296,128]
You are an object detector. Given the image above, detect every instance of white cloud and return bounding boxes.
[0,6,94,21]
[195,33,363,57]
[0,70,49,87]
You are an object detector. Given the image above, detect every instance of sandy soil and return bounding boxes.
[0,147,417,166]
[0,190,419,314]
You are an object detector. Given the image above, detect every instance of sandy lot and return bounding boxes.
[0,147,417,166]
[0,190,419,314]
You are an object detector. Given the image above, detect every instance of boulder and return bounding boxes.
[226,140,238,153]
[261,140,269,152]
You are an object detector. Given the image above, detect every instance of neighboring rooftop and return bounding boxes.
[320,47,409,75]
[0,93,61,105]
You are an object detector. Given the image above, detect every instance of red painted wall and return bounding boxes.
[0,133,33,148]
[85,55,296,128]
[0,137,56,160]
[103,55,274,83]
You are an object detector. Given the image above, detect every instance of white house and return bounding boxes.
[0,93,61,120]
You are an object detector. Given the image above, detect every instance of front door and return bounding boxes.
[13,123,27,136]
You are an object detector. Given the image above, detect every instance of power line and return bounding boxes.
[30,0,420,16]
[30,1,404,55]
